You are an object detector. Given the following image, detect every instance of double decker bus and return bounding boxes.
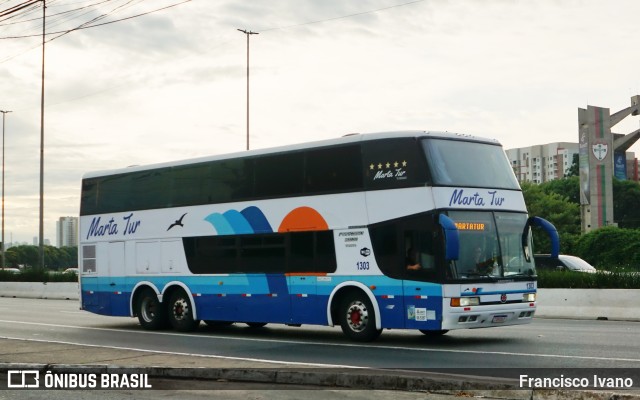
[79,131,559,341]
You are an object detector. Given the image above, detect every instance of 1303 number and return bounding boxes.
[356,261,370,270]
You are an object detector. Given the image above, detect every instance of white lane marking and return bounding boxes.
[1,319,639,364]
[0,335,362,369]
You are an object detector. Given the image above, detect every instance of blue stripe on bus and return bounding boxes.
[266,274,289,295]
[81,275,442,295]
[80,275,445,329]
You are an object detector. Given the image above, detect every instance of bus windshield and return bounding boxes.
[421,138,520,189]
[447,211,535,280]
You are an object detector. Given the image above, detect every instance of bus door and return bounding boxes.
[402,230,443,330]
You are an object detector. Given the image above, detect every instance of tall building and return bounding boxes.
[505,142,637,184]
[505,142,579,184]
[56,216,79,248]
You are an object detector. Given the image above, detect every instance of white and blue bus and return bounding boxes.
[79,131,559,341]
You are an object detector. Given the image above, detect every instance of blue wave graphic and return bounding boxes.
[204,206,273,235]
[242,206,272,233]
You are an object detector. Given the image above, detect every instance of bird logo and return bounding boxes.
[167,213,187,231]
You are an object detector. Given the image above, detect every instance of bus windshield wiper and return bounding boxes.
[464,272,498,281]
[506,272,535,278]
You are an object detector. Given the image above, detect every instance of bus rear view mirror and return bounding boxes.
[522,216,559,262]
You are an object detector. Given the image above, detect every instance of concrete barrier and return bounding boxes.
[535,288,639,321]
[0,282,79,300]
[0,283,638,321]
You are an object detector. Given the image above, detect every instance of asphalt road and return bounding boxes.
[1,297,639,399]
[0,297,638,371]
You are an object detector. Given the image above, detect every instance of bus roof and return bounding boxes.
[82,130,501,179]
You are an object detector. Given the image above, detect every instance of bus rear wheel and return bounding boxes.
[136,288,168,330]
[167,289,200,332]
[339,292,382,342]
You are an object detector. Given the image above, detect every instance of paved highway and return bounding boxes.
[0,297,638,373]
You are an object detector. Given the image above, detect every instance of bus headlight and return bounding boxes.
[451,297,479,307]
[523,293,536,302]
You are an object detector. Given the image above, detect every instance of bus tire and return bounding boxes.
[136,288,168,330]
[419,329,449,336]
[167,289,200,332]
[339,292,382,342]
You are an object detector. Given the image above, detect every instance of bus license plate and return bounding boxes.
[492,315,507,323]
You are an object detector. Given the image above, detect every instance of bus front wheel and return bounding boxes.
[338,292,382,342]
[167,289,200,332]
[136,288,168,330]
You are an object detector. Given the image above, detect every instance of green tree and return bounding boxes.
[5,245,77,269]
[613,179,640,229]
[521,181,580,254]
[565,153,579,178]
[540,176,580,205]
[6,245,39,268]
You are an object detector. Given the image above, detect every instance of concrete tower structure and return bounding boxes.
[578,96,640,233]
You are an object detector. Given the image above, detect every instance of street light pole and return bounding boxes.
[0,110,11,269]
[237,29,258,151]
[39,0,46,269]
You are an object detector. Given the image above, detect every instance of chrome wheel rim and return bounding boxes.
[346,301,369,332]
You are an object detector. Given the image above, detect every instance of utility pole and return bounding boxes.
[39,0,46,268]
[0,110,11,269]
[237,29,258,151]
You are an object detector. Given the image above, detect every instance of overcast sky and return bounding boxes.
[1,0,640,245]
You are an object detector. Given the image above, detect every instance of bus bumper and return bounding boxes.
[441,301,536,330]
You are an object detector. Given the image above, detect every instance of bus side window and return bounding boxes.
[404,231,435,274]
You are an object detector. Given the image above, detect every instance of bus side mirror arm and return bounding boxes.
[522,216,560,261]
[439,214,459,261]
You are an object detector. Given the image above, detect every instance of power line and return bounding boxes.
[0,0,39,18]
[47,0,151,42]
[48,0,189,42]
[0,0,186,40]
[3,0,426,106]
[0,0,189,64]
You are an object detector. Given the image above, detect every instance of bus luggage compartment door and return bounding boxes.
[288,275,322,325]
